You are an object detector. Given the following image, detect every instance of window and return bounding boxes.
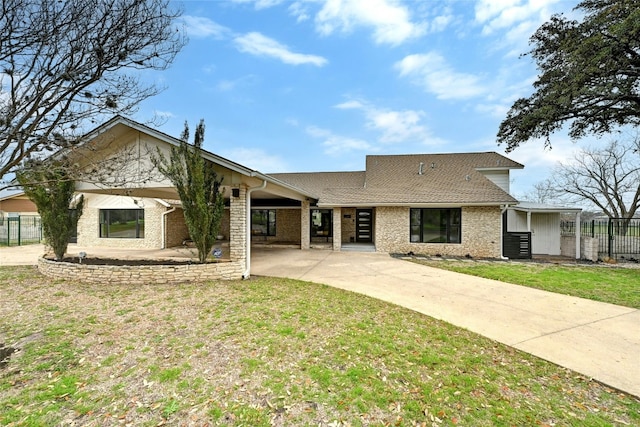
[410,208,461,243]
[311,209,332,237]
[251,209,276,236]
[99,209,144,238]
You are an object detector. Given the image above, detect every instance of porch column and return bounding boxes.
[333,207,342,251]
[300,199,310,250]
[229,185,247,264]
[526,211,532,232]
[575,211,581,259]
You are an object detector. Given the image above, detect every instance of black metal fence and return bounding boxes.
[561,218,640,260]
[0,215,43,246]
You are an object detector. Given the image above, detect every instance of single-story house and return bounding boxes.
[53,116,583,278]
[0,191,38,217]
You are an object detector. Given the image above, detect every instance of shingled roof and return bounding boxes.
[269,152,522,207]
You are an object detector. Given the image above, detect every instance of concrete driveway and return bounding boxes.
[251,248,640,398]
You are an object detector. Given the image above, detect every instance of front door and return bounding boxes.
[356,209,373,243]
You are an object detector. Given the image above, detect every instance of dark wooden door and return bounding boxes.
[356,209,373,243]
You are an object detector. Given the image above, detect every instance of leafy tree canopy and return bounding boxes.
[17,161,84,260]
[497,0,640,152]
[152,121,225,264]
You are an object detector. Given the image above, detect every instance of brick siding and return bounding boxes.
[375,206,502,258]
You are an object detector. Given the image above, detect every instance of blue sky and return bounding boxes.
[134,0,585,199]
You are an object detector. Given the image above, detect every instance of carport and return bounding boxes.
[69,116,317,278]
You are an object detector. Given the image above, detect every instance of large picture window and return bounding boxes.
[99,209,144,238]
[410,208,461,244]
[251,209,276,236]
[311,209,332,237]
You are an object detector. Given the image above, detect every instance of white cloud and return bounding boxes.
[306,126,373,156]
[475,0,564,35]
[180,16,230,39]
[429,13,454,33]
[315,0,425,45]
[336,99,437,145]
[395,52,486,100]
[234,32,328,66]
[220,147,288,172]
[289,2,311,23]
[215,75,258,92]
[153,111,175,121]
[230,0,286,9]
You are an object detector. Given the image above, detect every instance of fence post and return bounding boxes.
[608,218,613,259]
[17,216,21,246]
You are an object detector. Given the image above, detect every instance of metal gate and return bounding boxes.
[562,217,640,260]
[0,215,42,246]
[599,218,639,260]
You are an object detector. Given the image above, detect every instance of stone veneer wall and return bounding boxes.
[229,186,246,264]
[333,208,342,250]
[561,235,599,261]
[341,208,356,243]
[38,257,243,283]
[77,201,164,249]
[301,200,310,250]
[375,206,502,258]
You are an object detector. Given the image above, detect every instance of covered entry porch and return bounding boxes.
[506,202,582,259]
[244,204,376,252]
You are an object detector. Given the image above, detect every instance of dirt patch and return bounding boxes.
[0,344,15,369]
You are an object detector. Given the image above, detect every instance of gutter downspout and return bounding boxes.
[500,205,509,260]
[161,206,176,249]
[243,180,267,279]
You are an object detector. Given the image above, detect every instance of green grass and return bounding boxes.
[409,259,640,309]
[0,266,638,426]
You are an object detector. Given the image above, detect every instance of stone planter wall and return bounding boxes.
[38,257,244,284]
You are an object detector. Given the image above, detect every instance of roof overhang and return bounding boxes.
[73,116,318,202]
[510,202,582,213]
[317,201,519,208]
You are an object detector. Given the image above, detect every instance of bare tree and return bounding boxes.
[521,179,559,204]
[0,0,185,184]
[551,137,640,219]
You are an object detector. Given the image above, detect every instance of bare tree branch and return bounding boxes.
[0,0,186,183]
[550,136,640,219]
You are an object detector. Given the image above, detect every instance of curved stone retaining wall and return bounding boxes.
[38,257,244,284]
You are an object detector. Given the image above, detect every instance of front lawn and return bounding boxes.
[0,266,638,426]
[409,259,640,309]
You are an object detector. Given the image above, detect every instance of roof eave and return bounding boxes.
[317,201,519,208]
[79,116,318,201]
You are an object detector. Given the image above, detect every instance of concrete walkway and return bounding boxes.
[251,248,640,398]
[2,244,639,397]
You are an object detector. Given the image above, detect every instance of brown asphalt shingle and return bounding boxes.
[269,152,522,206]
